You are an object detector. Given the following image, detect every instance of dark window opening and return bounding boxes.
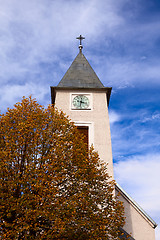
[77,126,89,150]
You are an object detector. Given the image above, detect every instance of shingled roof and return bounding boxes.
[57,51,104,88]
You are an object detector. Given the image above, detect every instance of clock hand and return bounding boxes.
[80,97,83,107]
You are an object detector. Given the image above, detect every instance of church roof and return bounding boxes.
[57,51,104,88]
[116,183,157,229]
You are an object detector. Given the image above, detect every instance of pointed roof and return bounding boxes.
[57,51,104,88]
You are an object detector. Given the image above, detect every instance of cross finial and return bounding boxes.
[76,35,85,52]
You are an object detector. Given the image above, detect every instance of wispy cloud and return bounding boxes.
[109,110,121,124]
[0,83,49,112]
[0,0,126,110]
[1,0,160,90]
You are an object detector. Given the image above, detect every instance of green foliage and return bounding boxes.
[0,97,125,239]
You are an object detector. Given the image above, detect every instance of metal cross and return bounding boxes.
[76,35,85,46]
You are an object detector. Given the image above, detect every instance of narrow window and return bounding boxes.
[77,126,89,150]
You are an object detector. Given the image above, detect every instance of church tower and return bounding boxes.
[51,36,157,240]
[51,35,113,177]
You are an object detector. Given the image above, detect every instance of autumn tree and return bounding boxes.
[0,97,125,240]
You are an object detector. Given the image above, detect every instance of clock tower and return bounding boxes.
[51,36,113,177]
[50,36,157,239]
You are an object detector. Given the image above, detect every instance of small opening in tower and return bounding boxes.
[77,126,89,150]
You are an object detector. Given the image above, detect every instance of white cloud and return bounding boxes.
[0,0,124,56]
[140,112,160,123]
[1,0,160,92]
[97,57,160,88]
[109,110,121,124]
[0,0,125,84]
[0,83,49,113]
[0,0,127,111]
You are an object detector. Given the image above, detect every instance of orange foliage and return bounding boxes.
[0,97,125,239]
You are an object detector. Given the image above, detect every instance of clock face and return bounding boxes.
[73,95,89,109]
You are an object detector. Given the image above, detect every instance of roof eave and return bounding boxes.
[116,183,157,229]
[50,86,112,107]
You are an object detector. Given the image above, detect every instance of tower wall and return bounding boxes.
[54,89,114,178]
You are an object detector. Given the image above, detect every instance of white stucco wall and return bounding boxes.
[54,89,114,178]
[116,188,156,240]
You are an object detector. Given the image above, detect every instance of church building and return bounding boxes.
[51,36,157,240]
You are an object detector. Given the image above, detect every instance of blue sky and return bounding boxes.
[0,0,160,238]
